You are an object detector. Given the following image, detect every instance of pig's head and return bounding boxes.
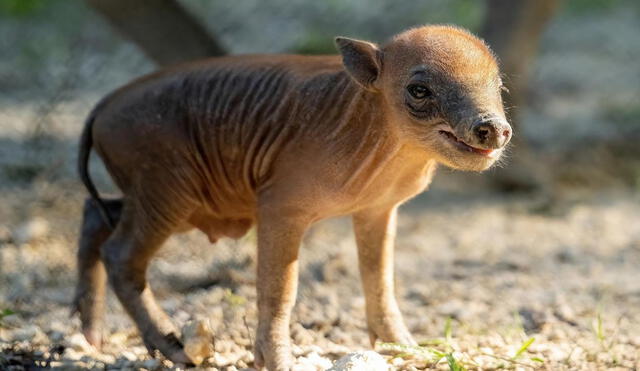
[336,25,511,171]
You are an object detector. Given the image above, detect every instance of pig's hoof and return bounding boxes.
[368,322,417,348]
[144,332,194,366]
[82,328,103,349]
[71,299,104,350]
[254,337,292,371]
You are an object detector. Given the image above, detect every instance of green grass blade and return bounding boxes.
[446,353,467,371]
[513,337,535,359]
[444,317,453,343]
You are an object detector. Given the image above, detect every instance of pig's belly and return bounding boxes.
[185,209,254,243]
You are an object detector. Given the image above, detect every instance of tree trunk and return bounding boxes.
[481,0,560,192]
[87,0,226,66]
[482,0,560,127]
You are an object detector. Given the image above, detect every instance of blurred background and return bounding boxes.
[0,1,639,370]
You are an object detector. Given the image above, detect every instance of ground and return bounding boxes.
[1,169,639,370]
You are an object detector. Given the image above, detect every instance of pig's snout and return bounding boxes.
[470,117,511,150]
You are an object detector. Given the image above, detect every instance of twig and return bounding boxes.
[243,315,253,350]
[477,352,541,369]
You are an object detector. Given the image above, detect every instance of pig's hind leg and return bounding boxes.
[100,196,194,365]
[72,197,123,349]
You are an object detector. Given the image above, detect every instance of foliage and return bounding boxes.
[563,0,623,14]
[0,308,16,327]
[0,0,46,17]
[292,32,336,55]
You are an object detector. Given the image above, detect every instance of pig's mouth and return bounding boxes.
[437,126,495,157]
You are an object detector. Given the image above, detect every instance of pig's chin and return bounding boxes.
[430,130,502,171]
[438,152,499,171]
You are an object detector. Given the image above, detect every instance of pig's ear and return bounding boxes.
[335,37,381,91]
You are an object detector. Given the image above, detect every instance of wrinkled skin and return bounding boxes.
[73,25,511,370]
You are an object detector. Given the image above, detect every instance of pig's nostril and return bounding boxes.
[474,126,491,142]
[473,118,510,147]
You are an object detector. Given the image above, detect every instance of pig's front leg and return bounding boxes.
[353,206,416,347]
[254,206,310,371]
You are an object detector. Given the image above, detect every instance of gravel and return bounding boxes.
[1,184,639,370]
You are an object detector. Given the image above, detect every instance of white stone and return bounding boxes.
[66,332,93,353]
[12,217,49,245]
[327,351,389,371]
[182,319,214,366]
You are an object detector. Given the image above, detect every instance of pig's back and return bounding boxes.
[90,54,357,214]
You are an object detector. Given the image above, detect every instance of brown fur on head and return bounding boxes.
[336,25,512,172]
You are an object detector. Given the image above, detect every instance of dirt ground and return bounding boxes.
[1,2,640,370]
[1,159,639,370]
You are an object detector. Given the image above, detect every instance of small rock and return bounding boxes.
[518,307,548,334]
[97,353,116,364]
[49,320,67,333]
[214,339,234,353]
[49,330,64,342]
[121,350,137,361]
[436,300,469,320]
[63,348,83,361]
[240,350,254,364]
[553,304,579,327]
[389,356,404,367]
[108,331,129,345]
[293,351,332,370]
[326,327,352,344]
[143,358,161,370]
[12,217,49,245]
[546,346,567,361]
[65,333,93,353]
[132,346,148,355]
[11,324,41,342]
[555,247,579,263]
[182,319,214,366]
[291,323,316,346]
[1,313,22,327]
[327,351,389,371]
[0,225,11,243]
[322,343,351,357]
[213,353,231,367]
[295,345,324,357]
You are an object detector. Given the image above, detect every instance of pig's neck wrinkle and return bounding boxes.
[324,80,428,195]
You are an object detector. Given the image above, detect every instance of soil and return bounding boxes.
[1,172,639,370]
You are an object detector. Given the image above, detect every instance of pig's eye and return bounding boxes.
[407,84,433,100]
